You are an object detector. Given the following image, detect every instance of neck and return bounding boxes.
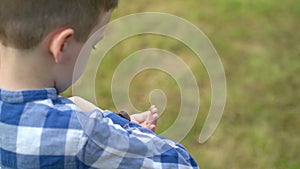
[0,44,54,91]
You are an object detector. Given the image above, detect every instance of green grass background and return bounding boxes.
[64,0,300,168]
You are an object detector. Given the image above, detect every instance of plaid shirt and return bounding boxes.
[0,88,199,169]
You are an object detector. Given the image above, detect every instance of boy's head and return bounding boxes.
[0,0,118,50]
[0,0,118,92]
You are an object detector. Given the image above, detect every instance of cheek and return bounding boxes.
[68,44,90,83]
[63,43,83,68]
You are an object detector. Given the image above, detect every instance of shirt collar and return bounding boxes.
[0,88,58,103]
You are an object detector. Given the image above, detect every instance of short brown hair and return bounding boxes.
[0,0,118,49]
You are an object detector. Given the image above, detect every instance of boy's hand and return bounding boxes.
[130,105,158,132]
[69,96,158,132]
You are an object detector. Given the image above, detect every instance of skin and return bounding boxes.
[0,10,158,131]
[70,96,158,131]
[130,105,158,131]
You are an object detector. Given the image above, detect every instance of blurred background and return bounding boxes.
[64,0,299,168]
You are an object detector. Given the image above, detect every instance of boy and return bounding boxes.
[0,0,199,168]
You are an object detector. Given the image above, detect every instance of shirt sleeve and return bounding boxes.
[75,109,199,169]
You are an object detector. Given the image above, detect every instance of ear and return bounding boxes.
[49,28,74,63]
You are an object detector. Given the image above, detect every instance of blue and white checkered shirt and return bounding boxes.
[0,88,199,169]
